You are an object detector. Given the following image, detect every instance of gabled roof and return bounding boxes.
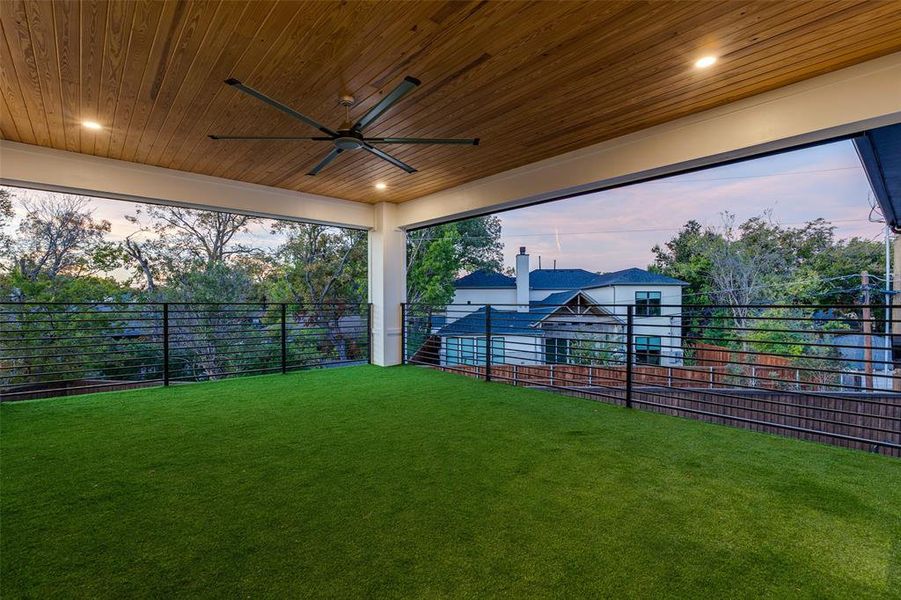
[437,307,542,336]
[529,269,605,289]
[529,290,620,323]
[455,266,687,290]
[437,290,618,336]
[454,269,516,288]
[535,289,586,307]
[589,267,688,287]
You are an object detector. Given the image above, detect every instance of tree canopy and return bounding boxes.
[407,215,504,305]
[0,189,505,310]
[651,211,886,308]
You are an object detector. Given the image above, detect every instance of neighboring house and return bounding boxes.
[435,247,687,367]
[833,333,893,390]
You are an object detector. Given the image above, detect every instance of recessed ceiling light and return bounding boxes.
[82,120,103,130]
[694,55,717,69]
[375,182,387,190]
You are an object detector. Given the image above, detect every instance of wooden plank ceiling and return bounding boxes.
[2,0,901,204]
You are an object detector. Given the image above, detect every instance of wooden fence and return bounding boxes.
[437,363,900,456]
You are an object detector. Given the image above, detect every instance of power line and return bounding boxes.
[638,166,861,185]
[411,217,877,241]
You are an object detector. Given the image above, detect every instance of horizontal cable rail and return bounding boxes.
[1,301,371,401]
[402,302,900,456]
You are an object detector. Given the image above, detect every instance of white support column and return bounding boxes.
[368,202,407,366]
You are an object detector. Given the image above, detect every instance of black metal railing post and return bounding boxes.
[485,304,492,382]
[5,300,901,453]
[280,303,287,374]
[162,302,170,386]
[400,303,406,365]
[367,303,373,365]
[625,304,634,408]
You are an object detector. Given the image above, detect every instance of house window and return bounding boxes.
[635,291,662,316]
[446,337,504,365]
[446,337,476,365]
[635,336,662,365]
[460,337,476,365]
[447,338,461,364]
[491,337,505,364]
[544,338,570,364]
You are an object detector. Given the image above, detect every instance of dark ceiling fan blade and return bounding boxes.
[224,78,338,137]
[209,135,334,141]
[306,147,344,176]
[362,144,417,174]
[352,76,421,131]
[365,137,479,145]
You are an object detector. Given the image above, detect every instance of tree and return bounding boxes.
[0,188,13,259]
[804,236,886,306]
[407,227,461,306]
[6,194,111,281]
[702,213,792,333]
[454,215,504,273]
[407,215,504,305]
[265,223,368,362]
[652,212,885,309]
[650,220,717,302]
[123,205,258,277]
[0,192,125,302]
[122,232,158,294]
[267,222,367,305]
[653,211,888,363]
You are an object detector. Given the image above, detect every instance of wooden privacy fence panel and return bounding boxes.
[630,389,900,456]
[435,362,900,456]
[407,301,900,455]
[460,364,726,389]
[690,342,793,368]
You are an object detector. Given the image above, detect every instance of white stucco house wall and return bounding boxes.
[435,247,687,367]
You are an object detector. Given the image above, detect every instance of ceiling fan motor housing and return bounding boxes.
[334,129,364,150]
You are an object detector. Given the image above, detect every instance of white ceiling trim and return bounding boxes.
[0,141,374,229]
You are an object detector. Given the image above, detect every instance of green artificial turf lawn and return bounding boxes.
[2,366,899,599]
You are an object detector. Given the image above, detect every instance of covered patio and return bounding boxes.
[2,1,901,597]
[2,1,901,367]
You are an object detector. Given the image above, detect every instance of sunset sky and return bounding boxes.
[498,139,886,272]
[3,139,887,275]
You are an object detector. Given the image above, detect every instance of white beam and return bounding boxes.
[368,202,407,366]
[0,140,374,229]
[397,52,901,229]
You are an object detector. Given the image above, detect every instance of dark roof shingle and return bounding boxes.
[455,267,687,290]
[437,307,541,336]
[454,270,516,288]
[437,290,618,336]
[590,267,688,287]
[529,269,605,289]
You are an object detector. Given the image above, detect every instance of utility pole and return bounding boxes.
[862,271,873,390]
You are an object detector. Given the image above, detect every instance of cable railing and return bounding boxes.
[402,302,900,455]
[1,302,371,400]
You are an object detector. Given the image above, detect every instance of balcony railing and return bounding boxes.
[402,302,901,455]
[1,302,371,400]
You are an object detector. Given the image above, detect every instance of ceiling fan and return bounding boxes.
[209,76,479,176]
